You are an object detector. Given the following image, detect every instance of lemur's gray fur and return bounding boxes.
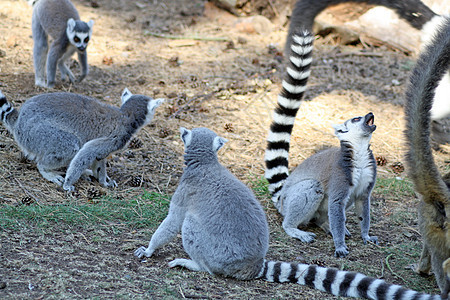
[265,31,377,257]
[0,89,163,191]
[135,127,439,300]
[32,0,94,88]
[404,16,450,297]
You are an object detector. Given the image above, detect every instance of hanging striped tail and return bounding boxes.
[0,90,18,133]
[259,260,440,299]
[265,30,314,204]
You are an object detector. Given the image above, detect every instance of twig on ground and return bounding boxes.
[169,92,215,119]
[144,31,229,42]
[385,253,403,280]
[14,178,41,205]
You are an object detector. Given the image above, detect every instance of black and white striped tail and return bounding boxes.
[0,90,16,132]
[265,30,313,204]
[258,260,440,299]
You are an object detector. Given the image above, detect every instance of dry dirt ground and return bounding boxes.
[0,0,449,299]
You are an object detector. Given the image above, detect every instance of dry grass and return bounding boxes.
[0,0,448,298]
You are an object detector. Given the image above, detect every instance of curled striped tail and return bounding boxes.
[0,90,18,133]
[265,30,313,204]
[258,260,440,299]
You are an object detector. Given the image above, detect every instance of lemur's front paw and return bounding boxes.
[363,235,378,245]
[334,246,349,258]
[63,183,75,192]
[47,81,55,89]
[35,79,46,88]
[106,178,117,188]
[77,74,87,83]
[134,246,153,259]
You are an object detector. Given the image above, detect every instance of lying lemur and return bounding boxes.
[135,126,439,299]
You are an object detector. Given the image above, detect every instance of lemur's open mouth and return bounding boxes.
[365,112,376,131]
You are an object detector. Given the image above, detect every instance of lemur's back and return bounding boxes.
[33,0,80,37]
[285,147,339,186]
[16,93,121,143]
[176,128,269,279]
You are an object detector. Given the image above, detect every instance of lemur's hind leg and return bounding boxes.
[281,180,324,243]
[168,259,204,272]
[46,39,66,88]
[37,164,65,186]
[91,158,116,188]
[32,16,48,87]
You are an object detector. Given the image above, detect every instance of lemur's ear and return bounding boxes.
[332,123,348,135]
[67,18,76,32]
[180,127,192,147]
[213,136,227,152]
[87,20,94,30]
[121,88,132,104]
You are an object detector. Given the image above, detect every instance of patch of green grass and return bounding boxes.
[374,176,416,199]
[247,174,270,199]
[381,243,439,294]
[0,191,170,230]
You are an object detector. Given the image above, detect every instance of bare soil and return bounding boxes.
[0,0,448,299]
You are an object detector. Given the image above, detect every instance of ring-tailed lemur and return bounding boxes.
[135,127,439,300]
[265,31,378,257]
[404,16,450,298]
[32,0,94,88]
[0,89,164,192]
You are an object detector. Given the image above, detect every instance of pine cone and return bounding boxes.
[128,137,143,149]
[391,162,405,174]
[21,196,34,205]
[376,156,387,166]
[310,259,326,267]
[128,176,143,187]
[159,127,171,138]
[87,187,103,199]
[224,123,234,133]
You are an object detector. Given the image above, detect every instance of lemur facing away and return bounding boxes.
[135,126,440,300]
[32,0,94,88]
[404,16,450,298]
[0,89,163,192]
[264,30,377,257]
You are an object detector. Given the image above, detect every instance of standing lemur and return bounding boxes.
[404,16,450,298]
[135,126,440,300]
[32,0,94,88]
[0,89,163,191]
[287,0,450,140]
[265,30,377,257]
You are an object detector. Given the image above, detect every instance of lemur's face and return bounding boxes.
[66,19,94,52]
[333,112,376,142]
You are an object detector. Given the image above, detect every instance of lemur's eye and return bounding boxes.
[74,36,80,43]
[351,117,361,123]
[84,37,89,43]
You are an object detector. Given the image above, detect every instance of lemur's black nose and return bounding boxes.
[78,46,86,52]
